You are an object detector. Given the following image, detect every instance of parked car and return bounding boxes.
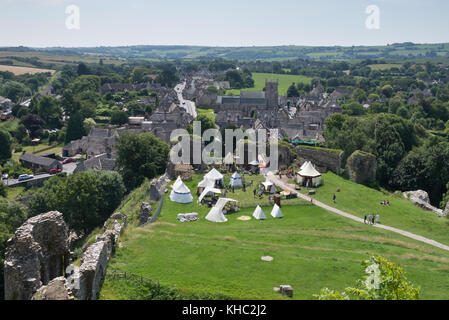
[50,168,62,175]
[18,174,34,181]
[2,173,8,180]
[62,158,73,164]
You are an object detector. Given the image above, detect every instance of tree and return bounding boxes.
[381,84,394,98]
[83,118,96,134]
[65,112,86,144]
[342,101,366,116]
[130,67,149,83]
[111,110,129,126]
[116,132,169,191]
[37,95,63,129]
[27,171,125,234]
[0,131,12,162]
[287,83,299,97]
[315,255,420,300]
[77,63,90,76]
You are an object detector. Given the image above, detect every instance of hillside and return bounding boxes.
[2,43,449,62]
[100,172,449,300]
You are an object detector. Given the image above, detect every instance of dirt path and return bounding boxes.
[266,172,449,252]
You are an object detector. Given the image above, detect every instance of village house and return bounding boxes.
[20,153,62,173]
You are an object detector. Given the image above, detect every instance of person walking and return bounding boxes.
[368,213,372,225]
[371,214,375,225]
[253,189,257,198]
[333,193,336,203]
[364,214,367,224]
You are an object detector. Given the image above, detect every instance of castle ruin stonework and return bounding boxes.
[4,211,71,300]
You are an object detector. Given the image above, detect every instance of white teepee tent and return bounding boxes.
[252,205,266,220]
[170,176,193,204]
[230,172,243,188]
[205,198,236,223]
[270,204,283,218]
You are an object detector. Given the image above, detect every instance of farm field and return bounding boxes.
[100,173,449,300]
[0,64,55,75]
[0,51,125,68]
[368,64,402,70]
[226,73,312,96]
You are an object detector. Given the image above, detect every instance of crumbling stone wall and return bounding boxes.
[4,211,70,300]
[70,212,127,300]
[294,146,343,174]
[345,150,377,186]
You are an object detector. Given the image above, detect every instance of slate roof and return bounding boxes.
[20,153,59,167]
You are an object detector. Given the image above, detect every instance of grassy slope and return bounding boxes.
[226,73,312,96]
[298,172,449,247]
[101,173,449,300]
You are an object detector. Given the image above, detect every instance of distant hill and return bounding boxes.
[1,43,449,61]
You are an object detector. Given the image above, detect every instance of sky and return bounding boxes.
[0,0,448,48]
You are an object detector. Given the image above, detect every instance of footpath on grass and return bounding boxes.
[266,172,449,252]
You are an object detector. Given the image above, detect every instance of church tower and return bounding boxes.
[265,81,279,109]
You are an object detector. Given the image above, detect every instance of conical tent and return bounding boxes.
[204,168,224,182]
[300,161,310,171]
[270,204,283,218]
[205,198,236,223]
[252,205,266,220]
[170,177,193,204]
[230,172,243,188]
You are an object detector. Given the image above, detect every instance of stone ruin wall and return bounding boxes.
[4,211,71,300]
[294,146,343,174]
[4,211,128,300]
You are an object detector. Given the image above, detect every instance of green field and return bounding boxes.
[100,172,449,300]
[367,64,402,71]
[226,73,312,96]
[11,143,64,162]
[298,172,449,247]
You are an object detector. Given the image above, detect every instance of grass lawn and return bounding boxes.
[11,143,63,162]
[0,118,19,133]
[226,73,312,96]
[298,172,449,247]
[196,108,216,123]
[100,173,449,300]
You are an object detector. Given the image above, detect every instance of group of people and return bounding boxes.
[278,169,296,180]
[364,213,380,225]
[380,200,391,206]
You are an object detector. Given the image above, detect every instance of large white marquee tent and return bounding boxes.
[296,162,322,187]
